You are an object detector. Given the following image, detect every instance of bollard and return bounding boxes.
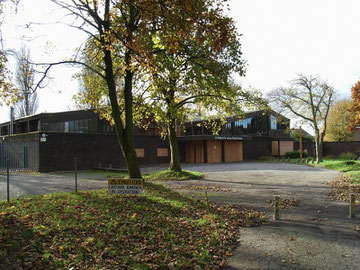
[350,193,356,218]
[74,157,78,193]
[274,195,280,220]
[6,159,10,203]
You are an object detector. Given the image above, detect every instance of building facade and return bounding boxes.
[178,110,293,164]
[0,109,293,171]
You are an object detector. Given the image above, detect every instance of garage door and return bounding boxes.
[272,141,279,156]
[185,141,204,163]
[280,141,294,156]
[224,141,243,162]
[207,141,222,163]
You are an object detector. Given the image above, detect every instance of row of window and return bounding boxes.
[46,119,161,135]
[47,119,98,133]
[185,115,281,136]
[46,119,117,133]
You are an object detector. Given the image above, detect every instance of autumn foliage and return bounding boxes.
[324,99,353,141]
[349,81,360,130]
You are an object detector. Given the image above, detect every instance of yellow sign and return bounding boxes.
[108,178,143,185]
[108,178,144,195]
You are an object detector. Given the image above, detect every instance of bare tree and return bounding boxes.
[14,46,39,118]
[268,74,336,163]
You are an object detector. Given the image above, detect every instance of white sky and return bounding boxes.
[1,0,360,124]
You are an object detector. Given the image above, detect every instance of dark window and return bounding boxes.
[223,122,232,135]
[193,123,202,135]
[185,126,193,135]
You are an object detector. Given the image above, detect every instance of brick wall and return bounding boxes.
[38,132,170,172]
[243,137,272,160]
[294,141,360,158]
[323,142,360,158]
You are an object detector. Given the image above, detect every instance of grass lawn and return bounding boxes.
[144,170,203,181]
[56,169,203,181]
[266,157,360,185]
[317,159,360,184]
[0,182,263,269]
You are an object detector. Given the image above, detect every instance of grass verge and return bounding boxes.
[55,169,203,181]
[144,170,203,181]
[0,183,264,269]
[317,159,360,184]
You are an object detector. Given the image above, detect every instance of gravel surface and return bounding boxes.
[161,162,360,270]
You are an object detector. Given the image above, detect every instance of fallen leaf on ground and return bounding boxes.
[173,185,233,192]
[328,175,360,203]
[267,198,300,209]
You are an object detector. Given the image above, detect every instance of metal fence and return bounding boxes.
[0,140,39,171]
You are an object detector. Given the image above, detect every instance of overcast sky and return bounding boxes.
[1,0,360,123]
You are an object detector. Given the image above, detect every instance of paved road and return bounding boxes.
[0,172,107,201]
[161,162,360,270]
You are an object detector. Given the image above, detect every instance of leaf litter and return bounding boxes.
[0,182,266,269]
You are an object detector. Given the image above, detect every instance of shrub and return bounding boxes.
[323,155,335,159]
[338,152,357,160]
[284,151,308,159]
[342,160,356,166]
[258,156,275,161]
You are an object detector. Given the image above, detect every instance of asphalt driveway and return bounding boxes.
[160,162,360,270]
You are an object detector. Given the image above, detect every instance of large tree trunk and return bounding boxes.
[168,120,182,172]
[121,66,142,178]
[101,2,142,179]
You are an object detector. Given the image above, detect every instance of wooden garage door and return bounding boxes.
[185,142,204,163]
[207,141,222,163]
[186,142,194,163]
[280,141,294,156]
[272,141,279,156]
[224,141,243,162]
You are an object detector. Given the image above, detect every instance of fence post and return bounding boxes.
[350,193,356,218]
[274,195,280,220]
[6,159,10,202]
[74,157,78,193]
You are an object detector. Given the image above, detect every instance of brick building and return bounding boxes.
[0,109,293,171]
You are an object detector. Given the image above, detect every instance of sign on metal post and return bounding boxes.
[108,178,143,195]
